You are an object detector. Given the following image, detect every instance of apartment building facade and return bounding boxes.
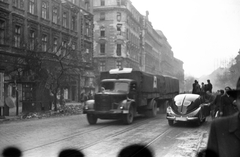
[0,0,94,115]
[93,0,184,91]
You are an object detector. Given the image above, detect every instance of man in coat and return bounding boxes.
[221,87,237,117]
[207,77,240,157]
[206,79,213,93]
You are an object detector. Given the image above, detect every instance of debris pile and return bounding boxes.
[21,104,83,119]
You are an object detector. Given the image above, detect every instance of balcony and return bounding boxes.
[114,34,124,44]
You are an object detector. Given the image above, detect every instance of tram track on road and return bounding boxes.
[22,117,158,152]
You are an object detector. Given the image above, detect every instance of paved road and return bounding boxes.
[0,114,211,157]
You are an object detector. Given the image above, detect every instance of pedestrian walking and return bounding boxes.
[207,76,240,157]
[220,87,237,117]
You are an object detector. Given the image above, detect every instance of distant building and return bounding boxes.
[0,0,94,115]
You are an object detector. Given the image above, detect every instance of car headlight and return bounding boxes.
[167,106,175,114]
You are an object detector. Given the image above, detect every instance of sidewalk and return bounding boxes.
[0,102,84,124]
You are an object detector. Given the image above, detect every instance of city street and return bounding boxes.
[0,113,211,157]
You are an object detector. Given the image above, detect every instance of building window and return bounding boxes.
[71,16,76,31]
[100,44,105,54]
[117,12,121,21]
[52,7,58,24]
[62,41,67,56]
[29,30,35,50]
[41,2,48,19]
[14,25,21,48]
[53,38,58,53]
[63,12,67,27]
[72,43,76,50]
[100,0,105,6]
[126,29,129,40]
[85,21,89,36]
[0,20,5,45]
[85,0,89,10]
[42,34,47,52]
[100,61,106,72]
[100,12,105,21]
[117,0,121,6]
[29,0,35,14]
[69,0,76,4]
[116,44,121,56]
[117,24,122,35]
[116,61,122,69]
[13,0,24,9]
[100,29,105,37]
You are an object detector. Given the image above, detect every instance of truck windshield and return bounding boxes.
[101,82,129,93]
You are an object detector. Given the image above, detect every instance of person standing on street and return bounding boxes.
[206,79,213,93]
[211,89,224,118]
[221,87,237,117]
[207,77,240,157]
[192,80,201,94]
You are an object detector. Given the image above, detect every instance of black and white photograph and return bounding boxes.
[0,0,240,157]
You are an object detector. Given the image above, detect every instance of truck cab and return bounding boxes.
[83,78,138,125]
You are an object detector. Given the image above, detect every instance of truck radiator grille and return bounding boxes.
[95,95,112,111]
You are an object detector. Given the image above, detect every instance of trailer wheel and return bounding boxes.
[146,100,157,117]
[122,105,134,124]
[87,114,98,125]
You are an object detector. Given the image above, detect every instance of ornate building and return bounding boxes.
[0,0,94,115]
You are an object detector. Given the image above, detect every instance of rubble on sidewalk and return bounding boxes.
[0,103,84,123]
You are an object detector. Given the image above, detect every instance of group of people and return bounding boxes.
[205,77,240,157]
[192,79,238,118]
[192,79,213,95]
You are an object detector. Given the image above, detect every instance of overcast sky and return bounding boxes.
[130,0,240,78]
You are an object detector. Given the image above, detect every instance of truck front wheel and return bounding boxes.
[122,105,134,124]
[87,114,98,125]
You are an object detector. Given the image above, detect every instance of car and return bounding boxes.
[166,93,210,126]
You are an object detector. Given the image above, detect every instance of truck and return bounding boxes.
[83,68,179,125]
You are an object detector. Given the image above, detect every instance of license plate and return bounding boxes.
[176,117,187,121]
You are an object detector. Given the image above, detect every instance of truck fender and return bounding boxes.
[85,99,95,109]
[121,99,135,110]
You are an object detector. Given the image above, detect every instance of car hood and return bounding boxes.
[171,94,201,115]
